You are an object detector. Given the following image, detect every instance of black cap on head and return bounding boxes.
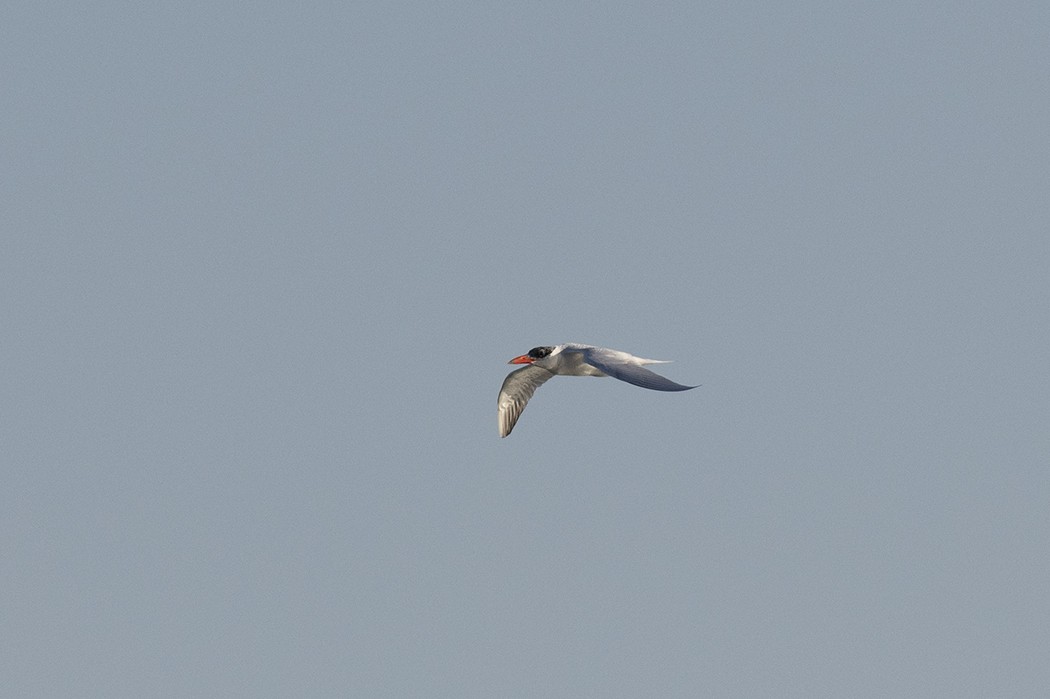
[528,346,553,359]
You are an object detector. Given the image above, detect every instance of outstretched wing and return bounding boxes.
[498,364,555,437]
[582,348,697,392]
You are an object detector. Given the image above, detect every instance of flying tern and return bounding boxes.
[497,343,697,437]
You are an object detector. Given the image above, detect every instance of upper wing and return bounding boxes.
[582,347,697,392]
[498,364,555,437]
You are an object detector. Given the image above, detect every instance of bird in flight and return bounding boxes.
[497,343,697,437]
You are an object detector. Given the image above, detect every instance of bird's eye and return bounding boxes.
[529,346,551,359]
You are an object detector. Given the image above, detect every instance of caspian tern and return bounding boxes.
[498,343,697,437]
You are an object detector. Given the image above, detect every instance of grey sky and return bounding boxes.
[4,2,1049,696]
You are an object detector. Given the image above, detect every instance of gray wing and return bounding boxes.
[498,364,555,437]
[583,350,697,392]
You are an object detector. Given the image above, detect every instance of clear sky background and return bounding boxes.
[4,3,1049,697]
